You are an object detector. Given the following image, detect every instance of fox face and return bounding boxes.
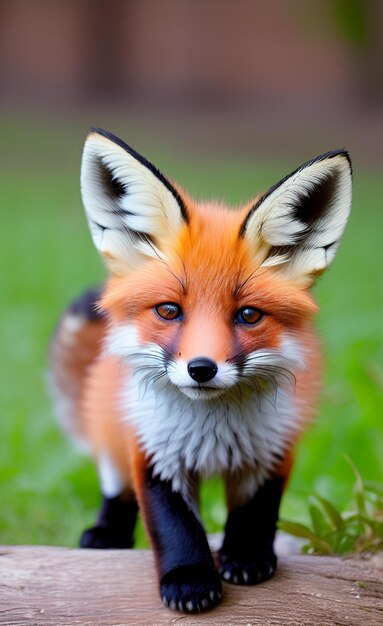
[101,213,316,404]
[82,129,351,404]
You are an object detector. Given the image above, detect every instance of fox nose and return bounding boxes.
[187,357,218,383]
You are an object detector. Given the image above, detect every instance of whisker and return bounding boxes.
[234,266,260,296]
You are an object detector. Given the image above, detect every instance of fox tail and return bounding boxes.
[48,288,106,451]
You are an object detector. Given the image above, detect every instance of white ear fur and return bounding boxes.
[80,128,188,272]
[241,151,352,286]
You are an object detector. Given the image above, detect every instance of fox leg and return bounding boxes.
[219,453,293,585]
[80,450,138,549]
[133,455,221,613]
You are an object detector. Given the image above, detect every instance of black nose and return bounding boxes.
[187,357,218,383]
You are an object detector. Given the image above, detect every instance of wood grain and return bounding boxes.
[0,546,382,625]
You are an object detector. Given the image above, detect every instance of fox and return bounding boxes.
[49,128,352,613]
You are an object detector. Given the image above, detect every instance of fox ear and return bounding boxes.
[240,151,352,286]
[80,128,188,272]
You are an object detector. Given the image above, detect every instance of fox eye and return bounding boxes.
[235,306,264,325]
[155,302,183,321]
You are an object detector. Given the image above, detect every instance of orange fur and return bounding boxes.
[49,134,353,612]
[101,200,318,370]
[49,312,106,443]
[81,357,132,482]
[55,198,322,494]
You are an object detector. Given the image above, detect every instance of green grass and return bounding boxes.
[279,458,383,555]
[0,116,382,547]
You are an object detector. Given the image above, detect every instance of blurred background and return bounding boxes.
[0,0,382,546]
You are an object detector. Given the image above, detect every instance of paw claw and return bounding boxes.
[209,589,218,601]
[161,563,222,613]
[219,550,277,585]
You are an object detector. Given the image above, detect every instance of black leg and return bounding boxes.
[219,475,283,585]
[142,469,222,613]
[80,493,138,549]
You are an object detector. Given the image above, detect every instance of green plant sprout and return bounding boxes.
[278,457,383,555]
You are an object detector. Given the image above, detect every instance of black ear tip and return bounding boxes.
[319,149,352,173]
[85,128,142,160]
[340,149,352,172]
[89,126,106,135]
[87,127,121,143]
[295,149,352,180]
[336,149,352,176]
[332,148,351,164]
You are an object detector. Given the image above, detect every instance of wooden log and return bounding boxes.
[0,546,382,625]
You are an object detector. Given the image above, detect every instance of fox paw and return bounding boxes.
[218,550,277,585]
[80,525,133,549]
[161,563,222,613]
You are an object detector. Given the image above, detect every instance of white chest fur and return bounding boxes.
[121,372,301,497]
[107,324,306,499]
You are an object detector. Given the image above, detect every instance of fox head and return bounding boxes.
[81,128,352,401]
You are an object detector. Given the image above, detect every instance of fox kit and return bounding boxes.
[50,128,352,613]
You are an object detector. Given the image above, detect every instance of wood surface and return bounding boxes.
[0,546,382,625]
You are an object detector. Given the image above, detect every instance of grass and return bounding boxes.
[0,115,382,547]
[279,458,383,555]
